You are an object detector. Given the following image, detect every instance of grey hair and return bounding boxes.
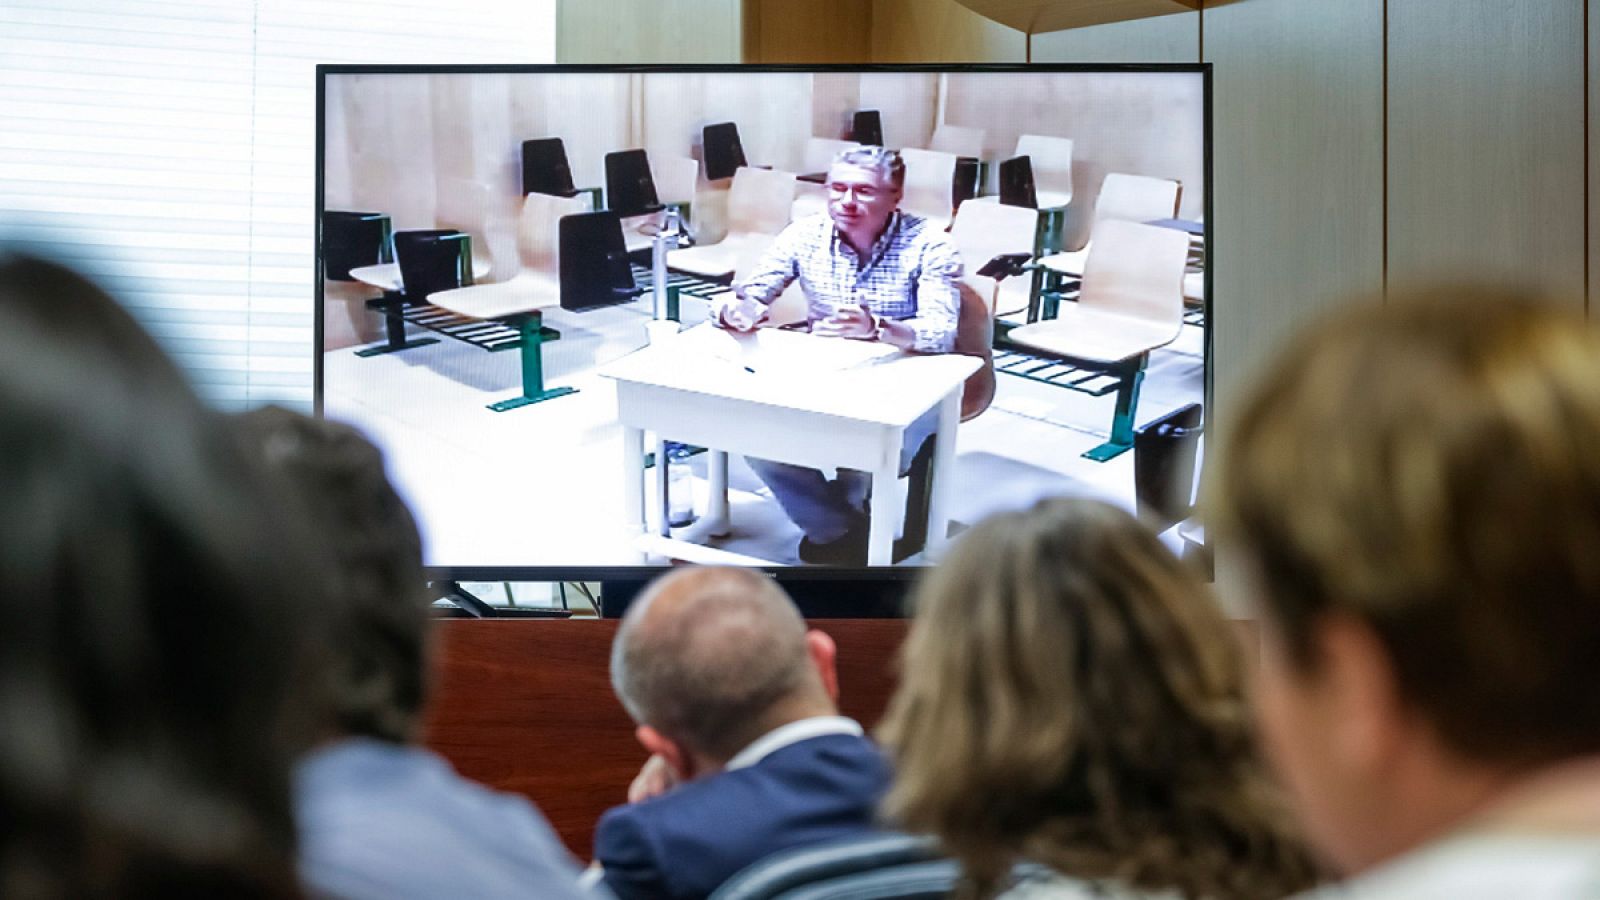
[835,145,906,188]
[610,567,815,760]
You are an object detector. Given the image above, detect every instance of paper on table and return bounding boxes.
[707,327,898,378]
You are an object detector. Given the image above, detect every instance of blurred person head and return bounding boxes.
[610,567,839,780]
[233,406,433,744]
[879,498,1317,900]
[1213,285,1600,874]
[0,253,332,897]
[828,146,905,246]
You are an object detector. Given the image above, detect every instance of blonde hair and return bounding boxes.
[879,499,1316,900]
[1213,285,1600,765]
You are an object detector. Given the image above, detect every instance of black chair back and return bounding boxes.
[852,109,884,147]
[952,157,980,209]
[703,122,747,181]
[605,149,662,218]
[522,137,578,197]
[322,210,390,281]
[1134,402,1204,530]
[559,211,638,312]
[393,229,471,303]
[998,155,1038,209]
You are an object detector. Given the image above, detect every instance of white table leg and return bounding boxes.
[622,424,646,549]
[655,437,671,537]
[925,389,962,558]
[706,449,730,536]
[868,437,903,566]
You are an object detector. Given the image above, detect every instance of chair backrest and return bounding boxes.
[803,137,861,174]
[1093,173,1181,226]
[997,155,1037,209]
[1080,219,1189,325]
[709,833,950,900]
[322,210,390,280]
[653,154,701,207]
[1013,134,1073,196]
[521,137,577,197]
[393,229,470,301]
[955,281,997,422]
[929,124,985,159]
[437,178,502,275]
[851,109,884,147]
[559,210,637,311]
[703,122,748,181]
[948,196,1040,306]
[1134,401,1203,530]
[517,192,591,275]
[726,166,797,237]
[605,149,660,218]
[896,147,958,225]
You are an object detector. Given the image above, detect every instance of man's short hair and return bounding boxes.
[235,407,432,744]
[834,145,906,189]
[1213,285,1600,765]
[610,568,814,761]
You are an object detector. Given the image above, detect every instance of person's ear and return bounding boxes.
[1316,615,1406,777]
[636,724,692,781]
[805,629,839,703]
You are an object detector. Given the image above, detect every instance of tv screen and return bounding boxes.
[316,64,1210,579]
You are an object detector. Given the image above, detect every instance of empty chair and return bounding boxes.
[521,137,579,198]
[321,210,391,350]
[996,155,1037,209]
[654,153,700,216]
[606,149,665,254]
[428,193,588,312]
[558,210,641,312]
[947,197,1040,317]
[851,109,883,147]
[1004,219,1190,460]
[702,122,748,181]
[897,147,959,230]
[929,123,985,159]
[1039,173,1182,277]
[667,166,795,280]
[791,136,860,221]
[1013,134,1073,210]
[436,178,503,281]
[394,229,472,303]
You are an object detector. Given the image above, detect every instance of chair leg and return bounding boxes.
[1083,355,1148,462]
[488,310,576,412]
[355,292,439,357]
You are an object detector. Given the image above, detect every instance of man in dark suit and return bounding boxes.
[592,566,890,900]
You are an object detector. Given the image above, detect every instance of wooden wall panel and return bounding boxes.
[1387,0,1586,303]
[745,0,873,63]
[870,0,1025,63]
[556,0,742,64]
[1593,0,1600,314]
[1030,10,1199,63]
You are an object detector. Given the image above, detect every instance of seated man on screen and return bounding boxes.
[592,566,890,900]
[713,145,963,566]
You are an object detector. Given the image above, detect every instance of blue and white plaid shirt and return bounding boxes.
[726,211,962,353]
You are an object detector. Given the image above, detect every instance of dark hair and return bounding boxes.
[233,406,433,743]
[1214,285,1600,766]
[879,499,1318,900]
[0,254,332,897]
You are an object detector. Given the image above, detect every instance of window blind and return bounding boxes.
[0,0,555,410]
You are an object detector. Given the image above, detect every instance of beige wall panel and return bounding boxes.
[1030,10,1199,63]
[812,72,863,140]
[1203,0,1384,610]
[556,0,742,64]
[1593,0,1600,313]
[1387,0,1585,303]
[747,0,872,63]
[859,72,942,151]
[870,0,1024,63]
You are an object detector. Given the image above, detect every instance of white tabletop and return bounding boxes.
[347,258,494,294]
[600,324,980,429]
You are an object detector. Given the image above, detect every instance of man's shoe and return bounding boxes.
[797,524,869,566]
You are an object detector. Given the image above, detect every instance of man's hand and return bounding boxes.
[717,288,768,332]
[812,304,877,340]
[627,753,681,803]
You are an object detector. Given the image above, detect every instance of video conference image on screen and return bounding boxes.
[318,66,1208,572]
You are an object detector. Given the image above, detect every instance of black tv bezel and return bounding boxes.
[313,62,1214,584]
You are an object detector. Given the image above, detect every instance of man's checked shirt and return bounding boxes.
[725,211,963,353]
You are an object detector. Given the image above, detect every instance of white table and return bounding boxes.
[601,324,980,566]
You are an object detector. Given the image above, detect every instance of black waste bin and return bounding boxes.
[1134,402,1204,531]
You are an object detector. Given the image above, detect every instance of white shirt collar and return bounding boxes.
[724,716,864,772]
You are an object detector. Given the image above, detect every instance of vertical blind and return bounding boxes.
[0,0,555,410]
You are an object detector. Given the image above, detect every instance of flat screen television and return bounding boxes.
[315,64,1211,583]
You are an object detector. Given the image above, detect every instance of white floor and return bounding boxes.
[324,294,1204,570]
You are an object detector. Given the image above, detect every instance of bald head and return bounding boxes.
[611,567,832,762]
